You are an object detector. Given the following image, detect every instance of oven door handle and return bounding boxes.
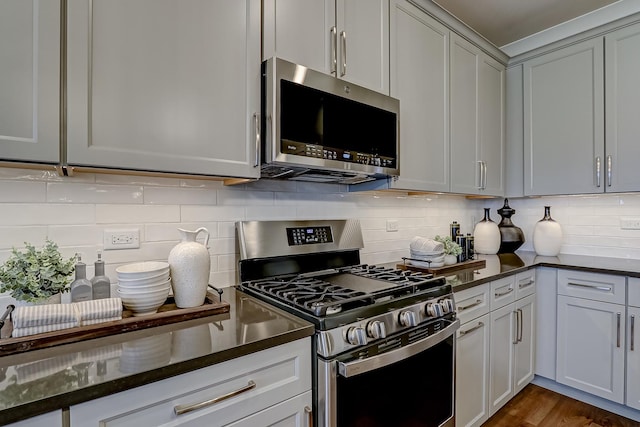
[337,318,460,378]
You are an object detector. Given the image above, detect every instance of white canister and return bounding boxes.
[168,228,211,308]
[533,206,563,256]
[473,208,501,255]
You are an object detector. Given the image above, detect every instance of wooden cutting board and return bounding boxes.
[397,258,486,276]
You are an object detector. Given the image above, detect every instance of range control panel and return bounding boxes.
[286,226,333,246]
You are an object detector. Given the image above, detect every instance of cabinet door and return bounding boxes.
[67,0,261,178]
[450,34,480,195]
[479,55,505,196]
[456,314,490,427]
[226,391,312,427]
[605,22,640,192]
[262,0,334,73]
[389,0,449,192]
[336,0,389,94]
[556,295,625,403]
[514,294,535,394]
[0,0,60,163]
[488,303,515,415]
[523,37,604,196]
[628,306,640,411]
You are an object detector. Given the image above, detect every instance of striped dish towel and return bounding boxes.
[73,298,123,325]
[12,304,77,329]
[12,321,79,338]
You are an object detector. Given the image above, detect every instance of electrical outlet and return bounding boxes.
[620,217,640,230]
[104,229,140,250]
[386,219,399,232]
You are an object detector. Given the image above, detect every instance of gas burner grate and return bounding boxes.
[340,264,435,286]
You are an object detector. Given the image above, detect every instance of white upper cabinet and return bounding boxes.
[605,22,640,193]
[0,0,60,164]
[66,0,261,178]
[523,38,605,196]
[450,34,505,196]
[263,0,390,94]
[388,0,449,192]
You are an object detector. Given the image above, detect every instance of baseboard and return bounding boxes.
[532,376,640,422]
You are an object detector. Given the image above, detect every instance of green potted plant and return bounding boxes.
[434,235,462,265]
[0,240,76,304]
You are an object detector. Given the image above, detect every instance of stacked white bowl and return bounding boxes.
[409,237,445,268]
[116,261,171,316]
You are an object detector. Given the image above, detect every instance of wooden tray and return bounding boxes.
[0,290,230,356]
[397,258,486,276]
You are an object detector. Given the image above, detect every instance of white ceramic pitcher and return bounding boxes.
[168,227,210,308]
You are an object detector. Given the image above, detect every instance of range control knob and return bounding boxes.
[345,327,368,345]
[367,320,387,339]
[440,299,454,314]
[426,302,443,318]
[398,310,418,327]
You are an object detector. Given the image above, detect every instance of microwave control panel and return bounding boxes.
[281,140,396,168]
[286,226,333,246]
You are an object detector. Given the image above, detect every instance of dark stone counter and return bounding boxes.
[0,288,314,425]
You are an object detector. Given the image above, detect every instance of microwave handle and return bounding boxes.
[330,26,337,75]
[338,318,459,378]
[253,113,260,167]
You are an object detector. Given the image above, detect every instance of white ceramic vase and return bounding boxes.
[473,208,501,255]
[168,227,210,308]
[533,206,563,256]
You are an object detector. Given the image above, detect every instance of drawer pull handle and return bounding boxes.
[617,313,621,348]
[567,282,612,292]
[495,288,514,298]
[174,380,256,416]
[518,308,523,342]
[305,406,313,427]
[519,280,534,289]
[459,321,484,336]
[458,299,483,311]
[632,315,635,352]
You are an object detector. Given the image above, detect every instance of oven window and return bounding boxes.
[336,336,454,427]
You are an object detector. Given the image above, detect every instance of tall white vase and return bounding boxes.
[533,206,563,256]
[473,208,501,255]
[168,228,210,308]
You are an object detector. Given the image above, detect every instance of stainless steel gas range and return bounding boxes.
[236,219,459,427]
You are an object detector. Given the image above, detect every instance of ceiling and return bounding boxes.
[432,0,621,47]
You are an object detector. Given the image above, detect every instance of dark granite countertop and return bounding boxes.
[0,288,314,425]
[1,251,639,424]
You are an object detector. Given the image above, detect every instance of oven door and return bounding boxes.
[317,318,459,427]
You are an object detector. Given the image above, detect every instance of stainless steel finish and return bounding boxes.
[305,406,313,427]
[596,156,602,187]
[345,326,367,345]
[607,154,612,187]
[617,312,621,348]
[513,311,519,345]
[495,287,514,298]
[519,280,534,289]
[477,160,483,189]
[261,57,400,181]
[367,320,386,339]
[337,319,459,377]
[173,380,256,415]
[517,308,523,342]
[458,299,483,311]
[340,31,347,77]
[330,26,337,75]
[631,315,635,352]
[482,161,488,189]
[237,219,363,260]
[459,321,484,336]
[567,282,612,292]
[253,113,260,167]
[399,310,418,327]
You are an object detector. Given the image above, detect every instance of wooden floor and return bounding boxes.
[482,384,638,427]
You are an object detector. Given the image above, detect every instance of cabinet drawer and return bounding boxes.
[490,276,517,310]
[515,269,536,299]
[455,283,490,325]
[557,270,625,304]
[70,338,311,427]
[7,411,62,427]
[629,277,640,307]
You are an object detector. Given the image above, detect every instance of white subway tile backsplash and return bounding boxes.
[0,227,48,249]
[180,179,224,189]
[0,181,46,202]
[145,222,219,242]
[2,204,95,225]
[218,189,274,206]
[96,204,179,224]
[245,206,296,220]
[180,206,245,222]
[47,225,106,246]
[95,174,181,187]
[143,186,216,205]
[47,183,143,204]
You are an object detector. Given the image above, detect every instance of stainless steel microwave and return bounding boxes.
[260,57,400,184]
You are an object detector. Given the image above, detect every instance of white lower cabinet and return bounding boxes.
[556,270,626,404]
[69,338,312,426]
[626,277,640,410]
[6,411,62,427]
